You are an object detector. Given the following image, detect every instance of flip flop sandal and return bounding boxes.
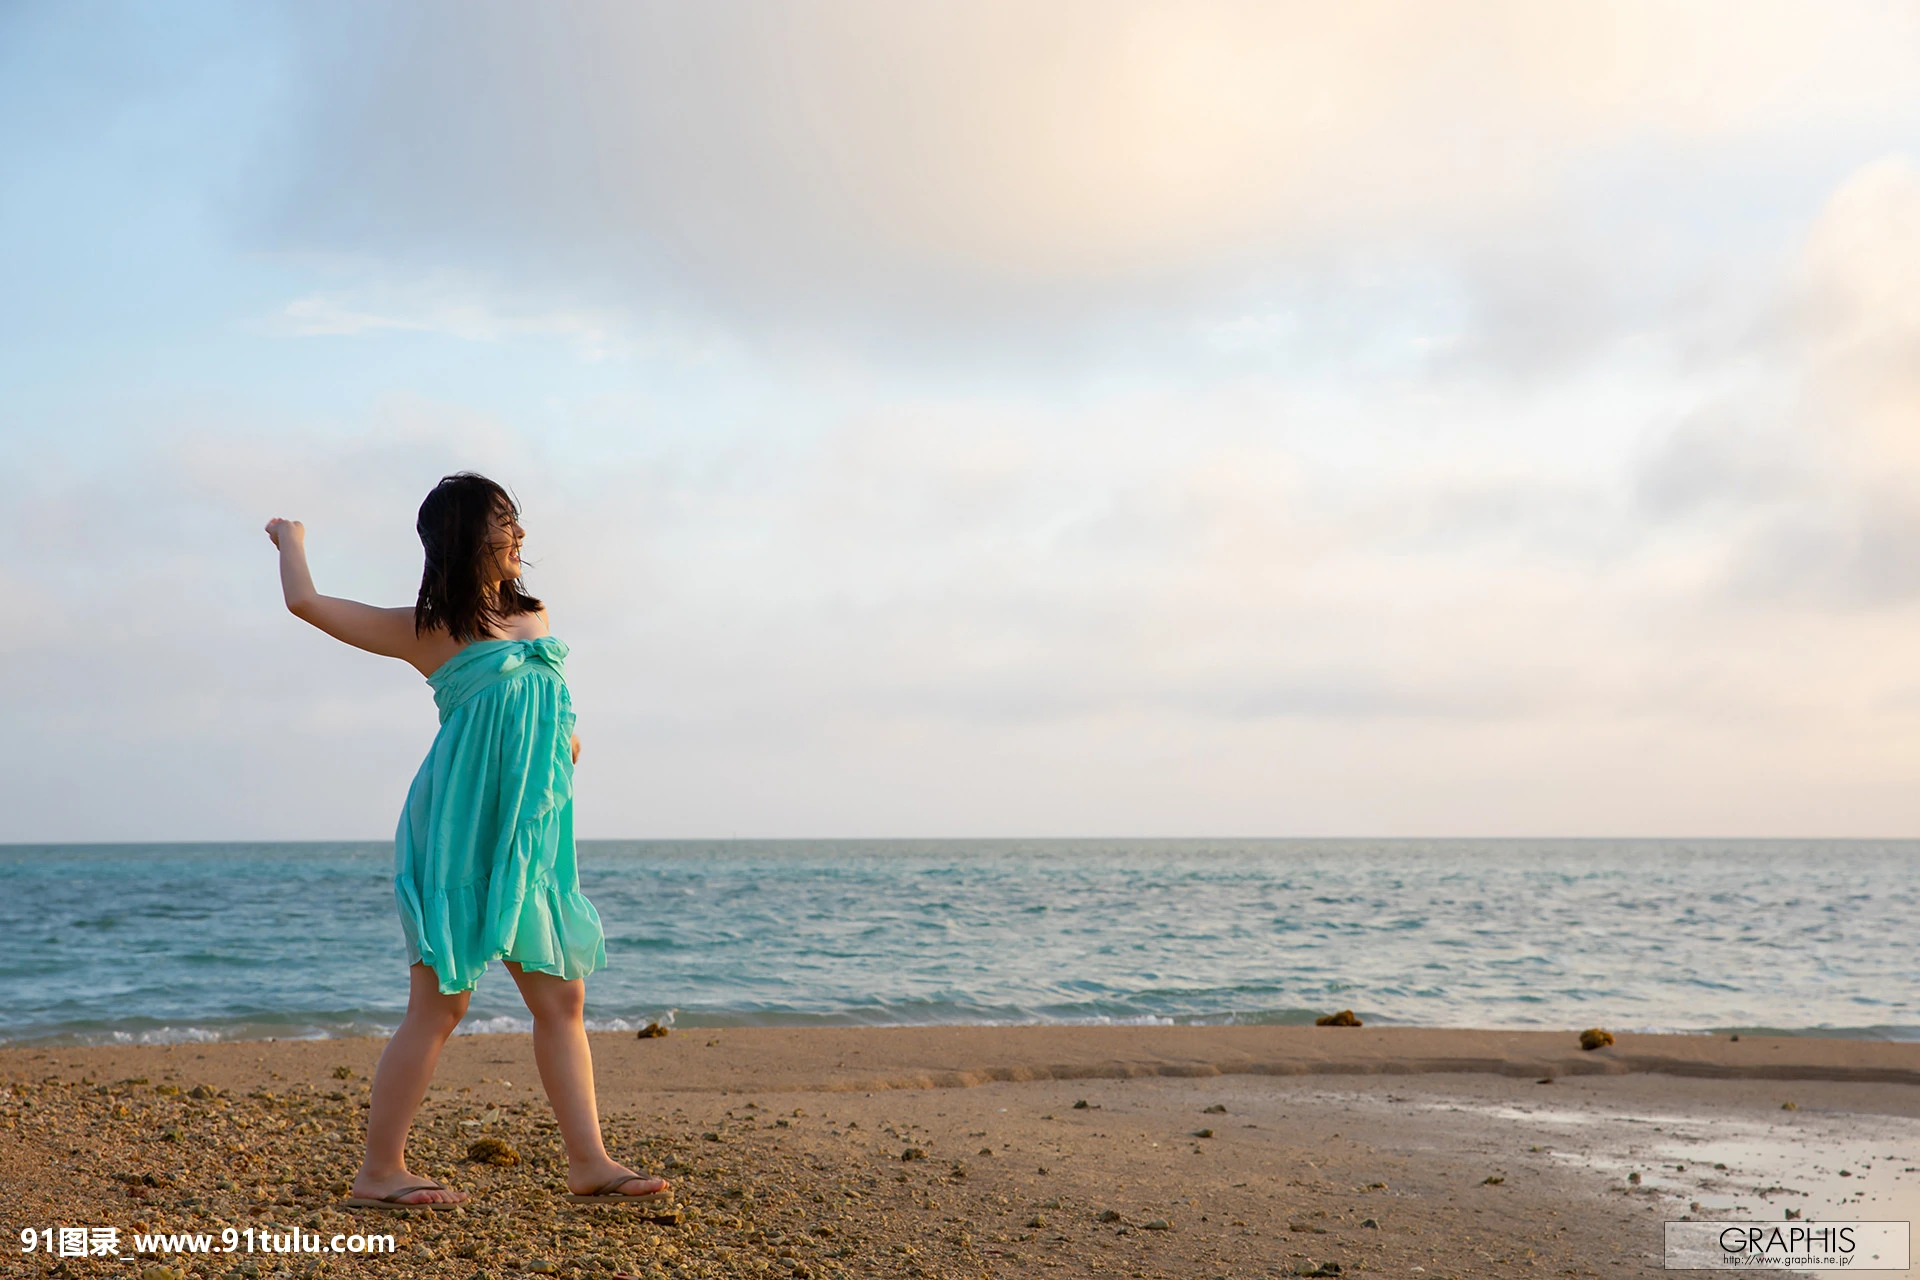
[343,1183,464,1210]
[566,1174,674,1205]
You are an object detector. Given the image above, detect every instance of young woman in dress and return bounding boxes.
[265,472,669,1209]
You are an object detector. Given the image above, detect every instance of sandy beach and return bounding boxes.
[5,1026,1916,1279]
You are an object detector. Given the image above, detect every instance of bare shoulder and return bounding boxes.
[409,622,467,678]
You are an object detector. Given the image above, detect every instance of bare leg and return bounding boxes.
[350,963,471,1204]
[506,961,669,1197]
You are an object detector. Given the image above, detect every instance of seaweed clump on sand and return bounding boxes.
[467,1136,520,1166]
[1315,1010,1362,1027]
[1578,1028,1615,1051]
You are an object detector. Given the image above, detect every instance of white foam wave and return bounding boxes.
[454,1014,532,1036]
[106,1026,227,1045]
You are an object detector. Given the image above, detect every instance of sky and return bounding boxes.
[5,1,1920,840]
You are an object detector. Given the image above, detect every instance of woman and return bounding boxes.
[265,472,668,1209]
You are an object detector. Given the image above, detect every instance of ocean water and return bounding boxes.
[0,840,1912,1046]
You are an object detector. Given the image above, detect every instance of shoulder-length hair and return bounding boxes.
[413,472,543,642]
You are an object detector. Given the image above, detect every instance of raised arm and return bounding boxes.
[265,518,422,663]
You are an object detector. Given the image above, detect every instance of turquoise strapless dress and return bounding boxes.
[394,636,606,994]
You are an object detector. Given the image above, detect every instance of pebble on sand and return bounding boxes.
[1315,1010,1362,1027]
[1144,1218,1171,1231]
[1579,1028,1614,1051]
[901,1147,926,1161]
[1202,1104,1227,1114]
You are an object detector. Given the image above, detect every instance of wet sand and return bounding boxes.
[4,1027,1916,1279]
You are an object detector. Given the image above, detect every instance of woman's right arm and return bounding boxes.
[265,518,420,662]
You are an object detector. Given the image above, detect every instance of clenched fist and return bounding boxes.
[265,517,306,549]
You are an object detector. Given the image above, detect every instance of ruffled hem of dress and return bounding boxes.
[396,874,606,996]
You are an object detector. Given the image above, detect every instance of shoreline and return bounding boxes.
[10,1025,1920,1092]
[11,1017,1920,1049]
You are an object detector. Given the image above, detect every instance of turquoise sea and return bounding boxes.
[0,840,1912,1045]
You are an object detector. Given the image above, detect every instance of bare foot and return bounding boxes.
[348,1170,467,1205]
[567,1161,671,1198]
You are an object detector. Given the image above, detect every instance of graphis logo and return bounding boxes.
[1663,1220,1910,1271]
[1720,1224,1856,1256]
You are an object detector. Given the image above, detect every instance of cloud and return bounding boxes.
[266,279,623,360]
[1633,413,1808,522]
[10,330,1920,840]
[1631,154,1920,611]
[246,1,1920,358]
[1784,155,1920,468]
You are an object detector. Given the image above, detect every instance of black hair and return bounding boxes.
[413,472,543,642]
